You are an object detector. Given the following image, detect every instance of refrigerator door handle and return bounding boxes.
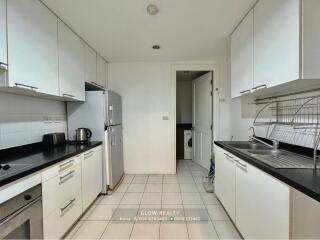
[109,105,114,124]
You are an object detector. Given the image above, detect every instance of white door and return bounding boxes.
[7,0,59,95]
[192,72,213,169]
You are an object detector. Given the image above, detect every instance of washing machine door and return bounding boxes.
[184,130,192,160]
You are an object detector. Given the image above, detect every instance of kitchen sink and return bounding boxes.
[228,142,271,150]
[247,149,282,156]
[0,163,33,178]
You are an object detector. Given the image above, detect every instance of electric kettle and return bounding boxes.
[75,128,92,142]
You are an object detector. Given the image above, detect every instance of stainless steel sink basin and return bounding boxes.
[247,149,282,156]
[228,142,271,150]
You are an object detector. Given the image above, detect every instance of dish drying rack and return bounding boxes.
[252,95,320,169]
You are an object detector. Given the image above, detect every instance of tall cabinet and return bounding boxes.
[6,0,59,95]
[97,54,107,89]
[0,0,7,66]
[58,20,85,101]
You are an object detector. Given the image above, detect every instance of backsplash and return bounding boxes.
[0,92,67,149]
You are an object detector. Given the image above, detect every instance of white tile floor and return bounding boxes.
[65,160,241,239]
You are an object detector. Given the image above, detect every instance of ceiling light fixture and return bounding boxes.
[147,4,159,15]
[152,45,160,50]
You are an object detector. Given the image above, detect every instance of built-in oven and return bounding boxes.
[0,184,43,239]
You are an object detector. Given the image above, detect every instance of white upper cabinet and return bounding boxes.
[254,0,300,89]
[0,0,7,66]
[6,0,59,95]
[231,9,254,98]
[231,0,320,98]
[301,0,320,79]
[84,44,97,85]
[58,20,85,101]
[97,54,107,89]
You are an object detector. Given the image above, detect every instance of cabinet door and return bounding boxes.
[58,20,85,101]
[214,145,236,221]
[235,158,290,239]
[85,44,97,85]
[97,54,106,89]
[0,0,7,65]
[231,9,254,98]
[82,146,102,210]
[254,0,300,89]
[7,0,59,95]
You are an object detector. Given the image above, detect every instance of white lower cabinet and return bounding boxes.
[214,144,290,239]
[41,146,102,239]
[82,145,102,210]
[43,191,82,239]
[235,158,290,239]
[214,145,236,221]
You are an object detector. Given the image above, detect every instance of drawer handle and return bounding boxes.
[59,160,74,171]
[224,153,234,159]
[0,63,8,70]
[84,151,94,159]
[59,170,75,185]
[236,162,247,172]
[84,151,93,156]
[60,198,76,215]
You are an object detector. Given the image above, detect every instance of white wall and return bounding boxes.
[109,62,174,174]
[0,92,67,149]
[176,79,192,124]
[109,61,231,174]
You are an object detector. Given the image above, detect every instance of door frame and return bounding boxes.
[171,63,217,173]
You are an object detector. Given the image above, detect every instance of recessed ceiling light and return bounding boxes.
[147,4,159,15]
[152,45,160,50]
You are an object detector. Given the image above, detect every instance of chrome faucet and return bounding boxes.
[249,127,279,150]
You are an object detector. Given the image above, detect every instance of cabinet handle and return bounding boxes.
[63,93,75,98]
[84,153,93,159]
[59,170,75,185]
[84,151,93,156]
[224,153,235,163]
[252,84,267,91]
[59,159,74,171]
[236,162,247,172]
[60,198,76,215]
[15,83,38,90]
[240,89,251,94]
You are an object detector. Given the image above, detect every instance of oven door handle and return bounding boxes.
[0,196,42,227]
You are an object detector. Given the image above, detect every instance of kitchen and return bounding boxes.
[1,0,320,239]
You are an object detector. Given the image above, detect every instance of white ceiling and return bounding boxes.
[42,0,256,62]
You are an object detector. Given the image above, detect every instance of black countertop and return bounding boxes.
[0,141,102,187]
[215,141,320,202]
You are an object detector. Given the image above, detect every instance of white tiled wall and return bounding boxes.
[0,92,67,149]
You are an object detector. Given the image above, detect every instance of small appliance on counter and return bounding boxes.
[42,132,66,147]
[75,128,92,143]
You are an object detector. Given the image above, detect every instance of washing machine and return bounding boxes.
[184,130,192,160]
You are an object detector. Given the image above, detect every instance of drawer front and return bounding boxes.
[42,163,81,217]
[41,154,82,182]
[43,191,82,239]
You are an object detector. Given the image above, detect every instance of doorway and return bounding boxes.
[175,70,213,170]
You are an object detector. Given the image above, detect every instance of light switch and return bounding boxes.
[162,116,169,120]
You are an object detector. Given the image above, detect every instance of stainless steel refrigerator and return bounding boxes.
[67,91,124,193]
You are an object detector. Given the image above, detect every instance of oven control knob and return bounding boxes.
[2,164,10,170]
[24,195,32,201]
